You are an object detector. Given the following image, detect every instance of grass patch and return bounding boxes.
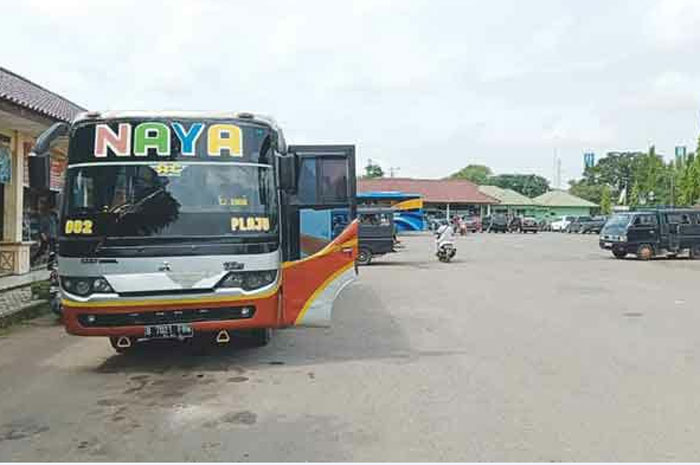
[0,300,50,332]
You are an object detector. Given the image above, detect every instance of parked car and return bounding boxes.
[464,216,482,232]
[578,216,607,234]
[566,216,592,233]
[520,217,539,233]
[599,209,700,260]
[550,216,576,232]
[538,218,551,231]
[484,214,508,233]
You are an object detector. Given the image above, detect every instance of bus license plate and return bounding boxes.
[144,324,193,340]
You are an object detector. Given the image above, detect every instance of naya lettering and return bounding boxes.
[94,122,243,158]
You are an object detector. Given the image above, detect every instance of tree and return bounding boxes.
[582,151,641,201]
[628,145,671,206]
[485,174,550,197]
[568,179,606,205]
[629,182,640,207]
[449,164,492,184]
[363,160,384,179]
[600,186,612,214]
[677,141,700,206]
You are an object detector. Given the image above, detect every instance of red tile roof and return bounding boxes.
[358,178,498,204]
[0,67,85,122]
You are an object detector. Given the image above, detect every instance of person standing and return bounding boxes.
[32,199,58,264]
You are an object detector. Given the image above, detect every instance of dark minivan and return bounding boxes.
[599,209,700,260]
[357,207,397,265]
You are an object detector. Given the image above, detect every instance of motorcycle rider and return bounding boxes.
[435,220,455,256]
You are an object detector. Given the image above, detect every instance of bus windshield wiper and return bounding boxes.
[92,188,167,254]
[109,188,166,219]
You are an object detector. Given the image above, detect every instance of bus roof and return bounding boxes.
[74,110,279,125]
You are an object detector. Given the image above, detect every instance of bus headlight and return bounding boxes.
[219,270,277,291]
[61,276,115,296]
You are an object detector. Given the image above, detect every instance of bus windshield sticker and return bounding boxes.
[219,196,249,207]
[231,216,271,232]
[152,162,185,177]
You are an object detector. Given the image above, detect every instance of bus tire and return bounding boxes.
[356,248,372,266]
[636,244,654,261]
[249,328,271,347]
[612,249,627,259]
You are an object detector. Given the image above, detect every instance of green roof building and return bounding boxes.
[532,190,597,220]
[478,185,540,217]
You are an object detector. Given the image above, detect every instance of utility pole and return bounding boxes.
[389,166,400,178]
[556,158,562,189]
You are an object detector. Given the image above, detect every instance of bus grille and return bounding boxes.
[77,306,255,327]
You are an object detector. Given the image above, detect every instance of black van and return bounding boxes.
[357,207,397,265]
[599,209,700,260]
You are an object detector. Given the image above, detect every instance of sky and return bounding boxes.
[3,0,700,186]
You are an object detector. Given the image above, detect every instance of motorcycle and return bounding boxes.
[47,251,61,316]
[437,242,456,262]
[435,227,457,263]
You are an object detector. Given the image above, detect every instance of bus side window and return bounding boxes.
[681,214,691,225]
[296,158,317,204]
[319,158,348,203]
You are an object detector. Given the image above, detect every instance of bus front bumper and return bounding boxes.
[62,292,280,337]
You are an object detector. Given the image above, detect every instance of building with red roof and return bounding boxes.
[358,177,499,219]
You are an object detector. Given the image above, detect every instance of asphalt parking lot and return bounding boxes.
[2,232,700,461]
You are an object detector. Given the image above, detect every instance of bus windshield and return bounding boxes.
[63,162,277,238]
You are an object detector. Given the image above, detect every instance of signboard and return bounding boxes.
[675,146,686,163]
[584,152,595,169]
[69,119,270,165]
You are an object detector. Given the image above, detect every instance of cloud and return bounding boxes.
[1,0,699,185]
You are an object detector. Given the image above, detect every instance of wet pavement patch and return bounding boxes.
[623,312,643,317]
[221,410,257,425]
[0,420,49,442]
[96,398,122,407]
[227,376,249,383]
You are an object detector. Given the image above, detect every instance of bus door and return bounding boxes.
[280,145,357,327]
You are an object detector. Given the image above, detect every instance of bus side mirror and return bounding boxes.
[31,122,69,156]
[278,154,297,193]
